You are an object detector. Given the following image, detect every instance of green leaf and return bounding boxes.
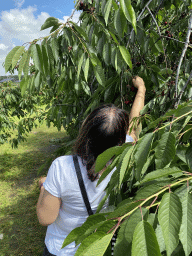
[76,215,107,245]
[134,184,161,201]
[118,208,148,243]
[31,44,44,73]
[97,155,120,186]
[75,231,106,256]
[50,24,60,33]
[114,9,123,37]
[104,0,112,26]
[84,58,89,82]
[140,167,182,184]
[120,0,136,33]
[132,221,161,256]
[93,65,105,86]
[112,0,118,10]
[46,43,55,66]
[120,0,131,22]
[134,133,154,181]
[119,45,132,69]
[158,193,182,256]
[81,233,113,256]
[35,71,41,89]
[23,53,30,77]
[18,51,28,80]
[96,220,116,233]
[90,53,101,66]
[62,226,82,249]
[5,46,20,73]
[107,200,142,219]
[51,38,59,62]
[141,154,155,176]
[12,46,25,69]
[147,213,158,230]
[42,45,49,76]
[150,31,164,53]
[118,145,134,189]
[155,224,165,253]
[103,43,111,66]
[186,145,192,171]
[81,81,91,96]
[155,132,176,169]
[41,17,59,31]
[77,53,84,79]
[95,143,129,173]
[69,21,88,41]
[179,192,192,256]
[62,215,106,249]
[110,32,119,45]
[20,76,29,96]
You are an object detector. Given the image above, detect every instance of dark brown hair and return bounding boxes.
[72,104,129,181]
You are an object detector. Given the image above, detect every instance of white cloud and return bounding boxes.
[0,7,81,76]
[14,0,25,8]
[0,44,8,51]
[0,6,50,75]
[62,9,81,24]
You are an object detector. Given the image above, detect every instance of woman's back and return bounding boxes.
[43,155,115,255]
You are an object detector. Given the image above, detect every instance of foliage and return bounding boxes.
[2,0,192,255]
[0,80,46,147]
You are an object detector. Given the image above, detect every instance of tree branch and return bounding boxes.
[175,10,192,99]
[127,0,153,47]
[120,73,124,109]
[146,6,161,35]
[175,69,192,108]
[146,6,168,69]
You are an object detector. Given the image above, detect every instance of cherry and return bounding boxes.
[164,22,168,25]
[136,62,141,67]
[79,1,84,10]
[161,91,164,96]
[131,86,135,92]
[165,30,169,34]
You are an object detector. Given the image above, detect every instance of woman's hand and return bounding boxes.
[132,76,146,91]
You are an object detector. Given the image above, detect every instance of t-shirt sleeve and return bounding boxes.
[43,160,61,198]
[125,134,134,143]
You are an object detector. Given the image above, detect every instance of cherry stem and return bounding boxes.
[139,206,143,221]
[149,196,158,209]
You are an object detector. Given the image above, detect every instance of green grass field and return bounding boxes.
[0,123,67,255]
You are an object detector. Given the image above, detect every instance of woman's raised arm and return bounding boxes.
[127,76,146,141]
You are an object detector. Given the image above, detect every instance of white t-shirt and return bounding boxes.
[43,135,134,255]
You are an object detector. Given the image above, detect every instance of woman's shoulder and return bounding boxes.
[51,155,73,168]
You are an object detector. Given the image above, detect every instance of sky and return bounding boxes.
[0,0,81,76]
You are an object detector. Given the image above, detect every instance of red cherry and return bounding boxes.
[165,30,169,34]
[164,22,168,25]
[136,62,141,67]
[131,86,135,92]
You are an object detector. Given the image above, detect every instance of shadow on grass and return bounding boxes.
[0,130,71,255]
[0,184,47,255]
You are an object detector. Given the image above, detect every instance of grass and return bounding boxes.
[0,123,67,256]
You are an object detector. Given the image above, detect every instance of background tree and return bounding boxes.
[2,0,192,255]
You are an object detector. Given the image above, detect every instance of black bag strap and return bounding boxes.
[73,155,93,216]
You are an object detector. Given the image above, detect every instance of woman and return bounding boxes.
[37,76,146,256]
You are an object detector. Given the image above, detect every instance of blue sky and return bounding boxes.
[0,0,80,76]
